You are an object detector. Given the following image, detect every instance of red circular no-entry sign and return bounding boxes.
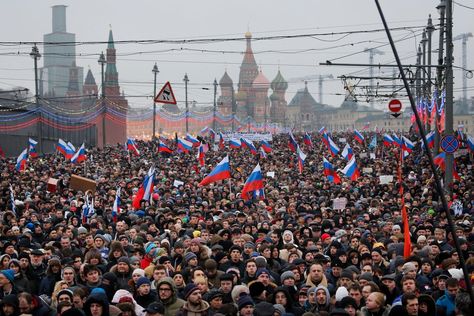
[388,99,402,113]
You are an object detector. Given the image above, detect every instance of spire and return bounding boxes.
[84,69,96,85]
[67,61,80,94]
[238,31,259,91]
[108,27,115,49]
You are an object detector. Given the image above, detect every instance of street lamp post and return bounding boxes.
[435,0,446,154]
[444,0,454,190]
[30,44,42,153]
[184,74,189,133]
[152,63,159,139]
[213,79,218,131]
[98,52,106,148]
[426,15,435,133]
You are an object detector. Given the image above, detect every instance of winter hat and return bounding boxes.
[129,256,140,265]
[249,281,266,297]
[117,256,130,265]
[184,252,197,263]
[359,273,373,282]
[0,269,15,283]
[402,262,417,274]
[256,268,270,278]
[321,233,331,241]
[330,308,350,316]
[183,283,200,299]
[280,270,295,282]
[136,277,151,288]
[340,296,357,309]
[253,302,275,316]
[335,286,349,301]
[254,256,267,268]
[132,269,145,277]
[57,289,74,300]
[0,294,19,308]
[340,270,353,281]
[77,227,88,235]
[237,294,254,310]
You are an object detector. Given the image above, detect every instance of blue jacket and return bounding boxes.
[436,289,456,316]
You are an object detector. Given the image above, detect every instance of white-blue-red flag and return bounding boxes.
[260,140,272,153]
[112,187,121,223]
[303,132,313,147]
[57,139,75,159]
[199,156,231,186]
[28,138,38,158]
[9,185,16,216]
[132,167,155,209]
[185,133,201,147]
[354,129,365,144]
[177,138,193,153]
[15,148,28,171]
[297,146,307,174]
[323,157,341,184]
[383,134,393,147]
[341,156,360,181]
[126,138,140,156]
[241,164,264,201]
[70,143,87,163]
[288,132,298,152]
[341,143,354,161]
[197,143,205,167]
[158,141,173,154]
[229,138,241,149]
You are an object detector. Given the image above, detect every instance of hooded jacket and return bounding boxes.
[310,285,331,313]
[435,289,456,316]
[271,286,304,316]
[175,300,210,316]
[418,294,436,316]
[156,277,185,316]
[84,292,110,316]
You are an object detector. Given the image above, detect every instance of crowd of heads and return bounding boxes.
[0,130,473,316]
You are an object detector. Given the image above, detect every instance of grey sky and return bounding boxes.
[1,0,472,110]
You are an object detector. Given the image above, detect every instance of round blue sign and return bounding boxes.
[440,135,459,154]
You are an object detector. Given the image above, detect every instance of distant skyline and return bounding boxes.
[0,0,473,111]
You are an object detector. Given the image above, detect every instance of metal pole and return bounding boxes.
[427,15,435,133]
[213,79,217,131]
[374,0,474,305]
[435,0,446,154]
[30,44,42,154]
[247,116,250,133]
[231,87,235,132]
[184,74,189,133]
[444,0,454,190]
[421,31,429,131]
[98,52,106,148]
[264,99,267,133]
[416,46,422,110]
[152,63,159,139]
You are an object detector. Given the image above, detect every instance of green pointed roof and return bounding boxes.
[108,29,115,49]
[271,70,288,91]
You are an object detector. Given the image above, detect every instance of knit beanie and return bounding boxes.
[0,269,14,283]
[280,270,295,282]
[183,283,199,299]
[132,269,145,277]
[184,252,197,263]
[136,277,151,288]
[237,294,254,310]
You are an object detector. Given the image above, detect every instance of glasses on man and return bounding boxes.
[159,287,172,292]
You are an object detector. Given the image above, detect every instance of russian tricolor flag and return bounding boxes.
[383,134,393,147]
[218,132,225,149]
[323,157,341,184]
[28,138,38,158]
[467,135,474,153]
[341,143,354,161]
[177,138,193,153]
[200,126,210,136]
[229,138,241,149]
[288,132,298,152]
[57,139,74,159]
[241,164,264,201]
[402,136,415,153]
[70,143,87,163]
[132,167,155,209]
[185,133,201,147]
[197,143,205,167]
[341,156,360,181]
[112,187,121,223]
[67,141,76,152]
[259,147,267,159]
[392,134,402,147]
[434,152,460,180]
[199,156,231,186]
[15,148,28,171]
[209,128,216,142]
[322,132,330,148]
[297,146,307,174]
[326,134,340,156]
[158,141,173,154]
[318,126,326,134]
[126,138,140,156]
[354,129,365,144]
[425,131,435,149]
[303,132,313,147]
[260,140,272,153]
[241,138,257,155]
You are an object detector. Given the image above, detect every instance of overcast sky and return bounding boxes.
[1,0,473,110]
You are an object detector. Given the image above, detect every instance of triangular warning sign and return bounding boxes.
[154,81,177,104]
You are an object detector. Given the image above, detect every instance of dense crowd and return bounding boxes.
[0,131,472,316]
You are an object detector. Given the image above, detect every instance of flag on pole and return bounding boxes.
[318,126,327,134]
[70,143,87,164]
[341,156,360,181]
[132,167,155,209]
[259,147,267,159]
[229,138,241,149]
[341,143,354,161]
[392,134,402,147]
[177,139,193,153]
[158,141,173,154]
[218,132,225,149]
[28,138,38,158]
[467,135,474,153]
[185,133,201,147]
[241,138,257,155]
[9,185,16,216]
[197,143,205,167]
[383,134,393,147]
[241,164,264,201]
[112,187,121,223]
[324,133,340,156]
[15,148,28,171]
[402,136,415,153]
[354,129,365,144]
[260,140,272,153]
[303,132,313,147]
[368,135,377,150]
[126,138,140,156]
[323,157,341,184]
[288,132,298,152]
[57,139,75,159]
[67,141,76,152]
[297,146,307,174]
[199,156,231,186]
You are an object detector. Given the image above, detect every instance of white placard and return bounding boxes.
[333,197,348,210]
[370,153,376,159]
[266,171,275,178]
[379,175,394,184]
[359,153,368,158]
[173,180,184,187]
[339,138,347,143]
[362,167,373,174]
